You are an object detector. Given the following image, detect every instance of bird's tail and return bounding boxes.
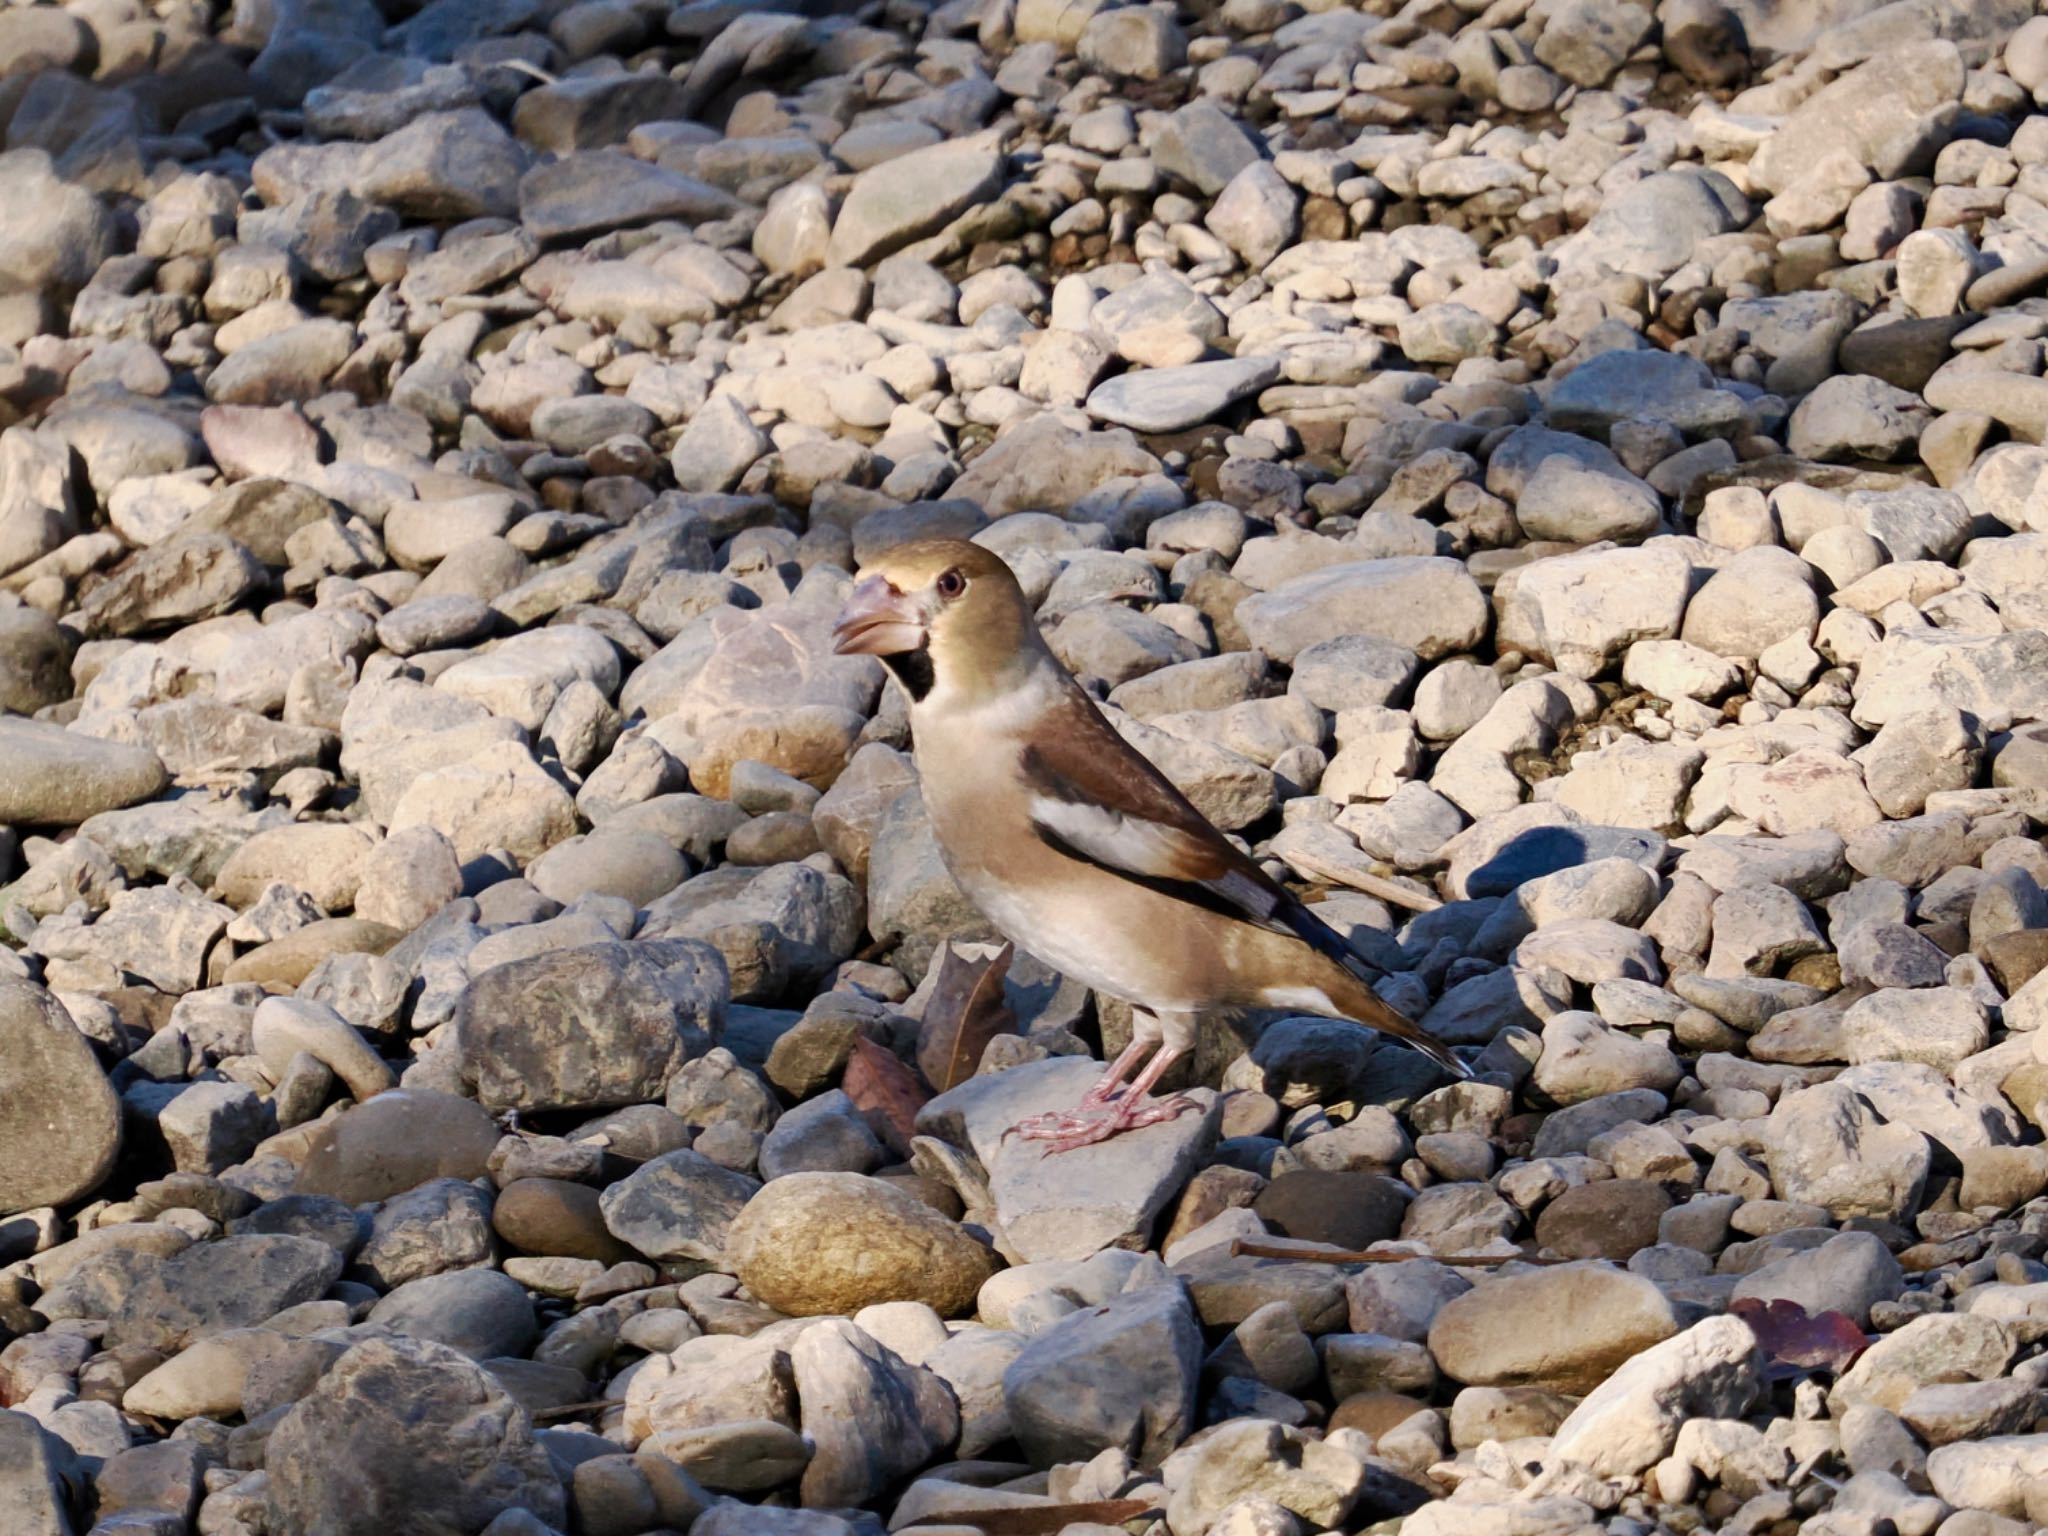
[1321,964,1472,1080]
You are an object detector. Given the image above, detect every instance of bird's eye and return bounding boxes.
[936,567,966,600]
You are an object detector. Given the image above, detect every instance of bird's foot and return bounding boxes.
[1008,1092,1201,1154]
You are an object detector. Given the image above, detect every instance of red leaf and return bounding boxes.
[843,1035,928,1158]
[914,942,1017,1093]
[1730,1296,1871,1376]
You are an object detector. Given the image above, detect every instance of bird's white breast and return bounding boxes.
[947,856,1167,1006]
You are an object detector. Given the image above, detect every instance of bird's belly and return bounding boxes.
[947,856,1207,1012]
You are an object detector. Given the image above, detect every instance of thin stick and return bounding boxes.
[498,58,562,87]
[532,1398,620,1422]
[1284,847,1443,912]
[1230,1239,1567,1267]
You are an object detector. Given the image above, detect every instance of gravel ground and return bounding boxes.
[8,0,2048,1533]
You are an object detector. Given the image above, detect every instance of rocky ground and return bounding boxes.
[10,0,2048,1532]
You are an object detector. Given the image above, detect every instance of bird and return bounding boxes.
[831,537,1470,1152]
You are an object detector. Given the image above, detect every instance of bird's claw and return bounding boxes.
[1007,1093,1201,1154]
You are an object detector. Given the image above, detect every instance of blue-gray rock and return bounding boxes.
[758,1090,883,1181]
[109,1235,344,1352]
[1003,1280,1203,1469]
[599,1149,759,1264]
[265,1335,566,1536]
[368,1268,539,1361]
[1547,350,1748,441]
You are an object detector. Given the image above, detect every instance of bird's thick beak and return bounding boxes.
[832,575,926,656]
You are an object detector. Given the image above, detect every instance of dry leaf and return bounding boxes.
[1730,1296,1871,1377]
[915,941,1017,1093]
[842,1034,928,1157]
[902,1499,1153,1532]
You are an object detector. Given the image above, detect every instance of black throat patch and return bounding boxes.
[883,647,935,702]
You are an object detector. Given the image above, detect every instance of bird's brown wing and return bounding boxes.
[1019,683,1374,971]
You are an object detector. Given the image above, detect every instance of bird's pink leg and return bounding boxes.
[1010,1044,1201,1154]
[1080,1036,1153,1106]
[1005,1035,1156,1144]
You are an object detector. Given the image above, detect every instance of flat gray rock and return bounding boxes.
[919,1056,1220,1262]
[827,135,1004,268]
[1085,356,1281,434]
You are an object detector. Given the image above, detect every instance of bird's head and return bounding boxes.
[832,538,1041,705]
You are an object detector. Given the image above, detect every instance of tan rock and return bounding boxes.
[727,1172,997,1319]
[1427,1263,1682,1393]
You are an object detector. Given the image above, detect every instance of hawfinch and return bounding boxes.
[833,539,1468,1150]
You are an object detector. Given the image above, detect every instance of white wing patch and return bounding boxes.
[1029,794,1193,876]
[1261,984,1342,1016]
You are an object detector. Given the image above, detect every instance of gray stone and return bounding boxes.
[109,1234,343,1352]
[1764,1081,1932,1223]
[455,941,723,1113]
[1004,1280,1202,1469]
[356,1176,494,1288]
[0,1410,72,1536]
[353,108,529,219]
[919,1056,1220,1262]
[793,1319,959,1506]
[366,1268,537,1362]
[1788,375,1932,461]
[265,1335,565,1535]
[598,1148,758,1264]
[1239,558,1489,665]
[1555,169,1749,281]
[70,533,266,638]
[0,978,121,1215]
[1153,100,1262,196]
[523,153,738,244]
[1548,350,1747,441]
[1497,543,1694,677]
[0,606,72,720]
[1729,1231,1904,1328]
[0,149,116,296]
[1749,42,1964,193]
[1086,356,1281,434]
[828,136,1004,268]
[1543,1315,1764,1477]
[1537,0,1656,85]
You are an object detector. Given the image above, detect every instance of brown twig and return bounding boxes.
[531,1398,619,1422]
[1229,1239,1568,1267]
